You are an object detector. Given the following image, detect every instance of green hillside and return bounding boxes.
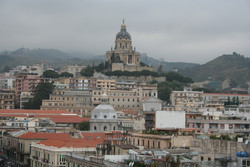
[179,52,250,86]
[0,48,104,71]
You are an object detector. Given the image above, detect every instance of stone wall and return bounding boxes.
[191,138,250,157]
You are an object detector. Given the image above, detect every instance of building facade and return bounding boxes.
[106,21,153,72]
[90,104,119,132]
[0,89,15,109]
[59,65,86,77]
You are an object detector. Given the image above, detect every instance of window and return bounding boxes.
[138,139,140,145]
[220,124,225,129]
[229,124,233,129]
[104,115,107,118]
[104,126,107,131]
[242,159,250,167]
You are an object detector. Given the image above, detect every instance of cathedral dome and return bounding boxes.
[91,104,117,120]
[116,20,131,40]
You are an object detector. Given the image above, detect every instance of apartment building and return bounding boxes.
[30,138,96,167]
[0,89,15,109]
[92,88,157,111]
[96,79,116,90]
[170,87,203,109]
[127,132,172,150]
[202,93,250,105]
[41,89,93,115]
[69,77,97,90]
[15,73,43,107]
[20,92,34,109]
[187,119,250,134]
[1,131,72,167]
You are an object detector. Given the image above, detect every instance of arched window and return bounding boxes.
[104,126,107,131]
[113,126,116,130]
[94,126,97,131]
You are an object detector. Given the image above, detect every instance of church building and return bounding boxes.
[106,20,154,72]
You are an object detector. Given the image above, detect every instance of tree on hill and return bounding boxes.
[43,70,60,78]
[158,81,185,102]
[95,62,105,72]
[3,65,11,72]
[60,72,73,78]
[192,87,220,93]
[164,71,193,83]
[80,65,94,77]
[23,80,54,109]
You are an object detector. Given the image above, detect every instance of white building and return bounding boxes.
[0,78,15,89]
[59,65,86,77]
[142,97,162,111]
[155,110,186,130]
[90,104,119,132]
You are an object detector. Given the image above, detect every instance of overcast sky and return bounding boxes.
[0,0,249,64]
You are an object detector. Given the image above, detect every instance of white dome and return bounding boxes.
[91,104,117,120]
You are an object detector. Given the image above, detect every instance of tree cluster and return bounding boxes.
[104,70,159,77]
[78,121,90,131]
[156,72,193,102]
[163,71,193,83]
[23,80,54,109]
[80,65,94,77]
[43,70,73,78]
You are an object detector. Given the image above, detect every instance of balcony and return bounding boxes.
[32,155,38,160]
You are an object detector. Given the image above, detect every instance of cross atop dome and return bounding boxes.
[121,19,126,30]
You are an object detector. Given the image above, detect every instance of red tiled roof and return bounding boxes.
[203,93,250,96]
[18,132,72,141]
[37,138,98,148]
[0,109,71,115]
[51,116,90,123]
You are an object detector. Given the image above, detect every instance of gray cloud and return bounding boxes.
[0,0,249,63]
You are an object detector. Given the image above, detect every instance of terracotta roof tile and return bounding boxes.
[0,109,70,115]
[18,132,72,141]
[37,138,100,148]
[51,116,90,123]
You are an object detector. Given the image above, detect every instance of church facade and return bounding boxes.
[106,21,154,72]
